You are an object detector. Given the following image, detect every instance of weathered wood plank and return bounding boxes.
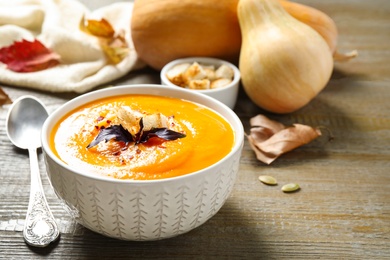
[0,0,389,258]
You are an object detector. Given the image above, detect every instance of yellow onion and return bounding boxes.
[280,0,357,61]
[238,0,334,113]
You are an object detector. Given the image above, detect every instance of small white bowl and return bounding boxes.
[160,57,240,109]
[42,84,244,241]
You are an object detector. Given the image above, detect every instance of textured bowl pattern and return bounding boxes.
[45,150,241,240]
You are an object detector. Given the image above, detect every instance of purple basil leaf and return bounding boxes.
[138,128,186,143]
[87,124,134,148]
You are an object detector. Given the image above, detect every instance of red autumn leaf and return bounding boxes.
[0,39,60,73]
[246,114,322,164]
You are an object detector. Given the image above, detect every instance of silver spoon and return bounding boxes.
[6,95,60,247]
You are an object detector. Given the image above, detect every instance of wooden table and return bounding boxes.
[1,0,389,258]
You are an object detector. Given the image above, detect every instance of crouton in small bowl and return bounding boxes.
[161,57,240,109]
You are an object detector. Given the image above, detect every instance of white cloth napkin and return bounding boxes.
[0,0,145,93]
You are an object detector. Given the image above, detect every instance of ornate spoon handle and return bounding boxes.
[23,148,60,247]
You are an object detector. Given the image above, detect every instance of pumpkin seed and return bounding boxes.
[281,183,300,193]
[258,175,277,185]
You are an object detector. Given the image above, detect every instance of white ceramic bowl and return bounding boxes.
[42,84,244,241]
[160,57,240,110]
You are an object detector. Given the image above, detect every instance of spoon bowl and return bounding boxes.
[6,95,60,247]
[7,96,48,150]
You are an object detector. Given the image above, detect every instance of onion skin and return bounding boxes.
[280,0,338,55]
[281,0,357,61]
[238,0,334,114]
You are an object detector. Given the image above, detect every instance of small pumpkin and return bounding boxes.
[131,0,241,70]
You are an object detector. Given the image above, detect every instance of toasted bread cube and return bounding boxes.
[202,65,215,71]
[188,79,210,90]
[166,63,190,87]
[114,107,145,134]
[204,67,217,81]
[215,64,234,80]
[202,64,215,69]
[182,62,207,85]
[210,78,232,89]
[143,113,169,131]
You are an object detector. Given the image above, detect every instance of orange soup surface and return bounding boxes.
[51,95,235,180]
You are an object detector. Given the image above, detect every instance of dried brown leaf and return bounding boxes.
[247,115,322,164]
[79,16,129,64]
[249,114,285,142]
[0,88,12,105]
[86,19,115,38]
[100,30,129,64]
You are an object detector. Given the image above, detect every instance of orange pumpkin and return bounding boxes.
[131,0,241,70]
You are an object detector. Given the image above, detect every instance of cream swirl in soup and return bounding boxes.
[51,94,234,180]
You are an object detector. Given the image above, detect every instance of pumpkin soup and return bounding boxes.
[51,94,234,180]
